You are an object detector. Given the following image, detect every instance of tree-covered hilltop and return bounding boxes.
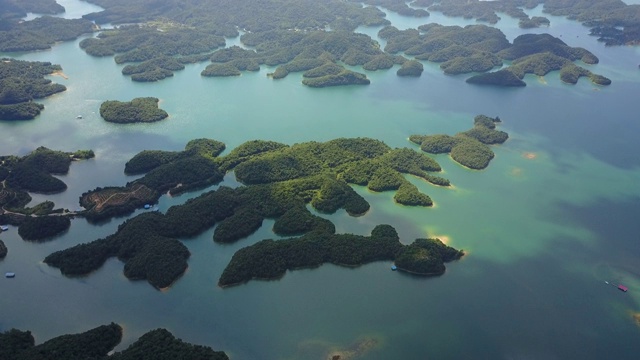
[81,139,225,222]
[0,324,229,360]
[17,216,71,242]
[397,60,424,77]
[80,24,226,81]
[411,115,508,170]
[99,97,168,124]
[0,16,95,52]
[48,137,449,288]
[302,69,370,87]
[110,328,229,360]
[219,224,463,286]
[0,59,67,120]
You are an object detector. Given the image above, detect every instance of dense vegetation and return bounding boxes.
[17,216,71,241]
[99,97,168,124]
[0,323,122,360]
[302,69,370,87]
[0,324,229,360]
[1,147,94,196]
[397,60,424,77]
[83,0,389,32]
[0,0,64,27]
[0,16,94,52]
[110,328,229,360]
[204,30,397,86]
[220,224,463,286]
[380,25,610,86]
[80,24,226,81]
[0,239,6,259]
[49,137,449,288]
[411,115,508,169]
[394,238,464,275]
[81,139,225,222]
[410,0,640,45]
[0,59,67,120]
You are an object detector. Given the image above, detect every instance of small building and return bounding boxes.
[618,285,628,292]
[5,272,15,278]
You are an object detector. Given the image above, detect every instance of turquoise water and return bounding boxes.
[2,1,640,359]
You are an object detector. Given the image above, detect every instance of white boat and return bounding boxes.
[5,272,15,278]
[0,225,8,231]
[76,115,83,119]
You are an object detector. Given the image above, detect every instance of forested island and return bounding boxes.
[0,59,67,120]
[380,25,611,86]
[80,24,226,81]
[0,16,95,52]
[0,323,229,360]
[0,147,93,240]
[220,224,463,286]
[47,136,455,288]
[410,115,508,169]
[99,97,168,123]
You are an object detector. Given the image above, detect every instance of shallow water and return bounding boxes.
[2,1,640,359]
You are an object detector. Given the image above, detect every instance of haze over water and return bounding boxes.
[2,1,640,359]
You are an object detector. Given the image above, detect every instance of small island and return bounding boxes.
[0,323,229,360]
[397,60,424,77]
[410,115,508,170]
[99,97,168,124]
[0,59,68,120]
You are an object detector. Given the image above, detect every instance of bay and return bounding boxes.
[1,1,640,359]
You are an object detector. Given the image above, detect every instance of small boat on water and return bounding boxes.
[391,265,397,271]
[5,272,15,278]
[605,280,628,292]
[0,225,8,231]
[76,115,83,119]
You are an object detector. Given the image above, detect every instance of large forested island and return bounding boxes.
[44,131,477,288]
[99,97,168,123]
[0,323,229,360]
[0,59,67,120]
[45,116,500,288]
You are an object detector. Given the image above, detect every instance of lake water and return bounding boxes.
[2,1,640,359]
